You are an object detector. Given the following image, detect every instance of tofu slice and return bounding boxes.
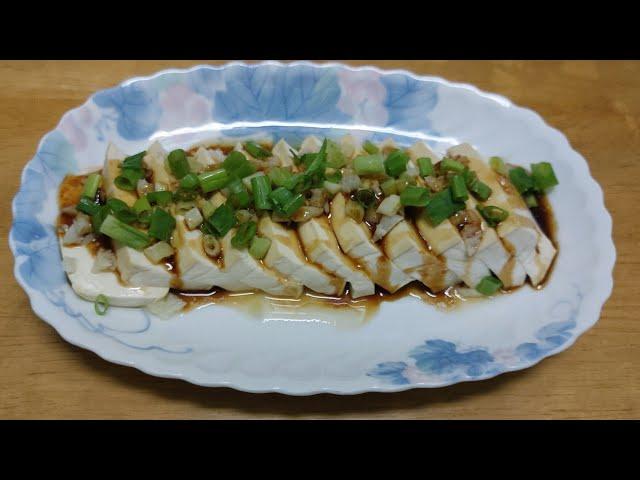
[102,143,138,206]
[447,143,556,286]
[61,244,168,307]
[381,219,457,292]
[113,241,173,288]
[299,135,322,154]
[298,217,375,298]
[340,134,363,160]
[172,215,251,292]
[143,141,175,187]
[330,193,412,293]
[463,195,527,288]
[220,228,303,298]
[414,217,487,289]
[271,139,297,167]
[258,216,345,296]
[407,141,490,288]
[103,144,174,288]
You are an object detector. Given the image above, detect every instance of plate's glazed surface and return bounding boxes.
[9,62,615,395]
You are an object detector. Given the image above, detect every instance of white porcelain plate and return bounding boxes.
[9,62,615,395]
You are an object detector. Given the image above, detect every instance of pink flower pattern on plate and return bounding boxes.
[59,109,93,151]
[337,70,388,126]
[159,84,210,130]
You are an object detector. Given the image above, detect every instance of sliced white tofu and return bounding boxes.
[447,143,556,286]
[103,144,174,288]
[172,215,250,292]
[143,141,175,186]
[330,193,412,293]
[102,143,137,206]
[408,141,491,288]
[113,241,173,288]
[61,244,168,307]
[220,229,303,298]
[381,220,457,292]
[271,139,297,167]
[414,216,487,289]
[189,146,218,172]
[258,216,345,296]
[463,195,527,288]
[297,217,375,298]
[299,135,322,154]
[340,134,362,160]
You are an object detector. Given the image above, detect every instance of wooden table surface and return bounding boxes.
[0,60,636,419]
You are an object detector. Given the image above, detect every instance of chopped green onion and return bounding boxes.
[531,162,559,192]
[82,173,102,199]
[76,197,100,216]
[384,150,409,177]
[304,140,327,178]
[508,167,534,194]
[137,210,152,226]
[99,214,151,250]
[326,140,346,169]
[106,198,137,224]
[298,153,317,168]
[91,205,110,233]
[400,185,430,207]
[244,141,271,159]
[282,193,304,217]
[94,294,109,316]
[353,153,385,176]
[476,204,509,228]
[469,180,492,201]
[450,175,469,202]
[227,179,251,209]
[251,175,272,210]
[148,208,176,242]
[223,151,255,179]
[324,181,342,195]
[269,187,304,217]
[476,275,503,296]
[133,196,152,214]
[417,157,434,177]
[440,157,466,174]
[362,140,379,154]
[121,151,145,170]
[146,190,173,206]
[380,178,398,196]
[355,189,376,208]
[283,173,306,191]
[198,168,230,193]
[231,220,257,249]
[249,236,271,260]
[208,204,237,237]
[268,167,293,188]
[167,149,191,179]
[270,187,294,209]
[524,194,539,208]
[346,199,365,222]
[173,188,198,202]
[325,170,343,184]
[489,156,507,176]
[200,200,216,220]
[462,168,477,187]
[114,168,144,191]
[179,173,200,190]
[423,188,466,226]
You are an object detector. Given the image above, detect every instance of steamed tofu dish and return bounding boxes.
[57,135,559,316]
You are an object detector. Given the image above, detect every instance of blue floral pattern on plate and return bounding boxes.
[9,62,615,394]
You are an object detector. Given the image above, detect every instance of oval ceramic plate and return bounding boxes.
[10,62,615,395]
